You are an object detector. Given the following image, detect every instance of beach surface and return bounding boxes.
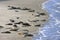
[0,0,48,40]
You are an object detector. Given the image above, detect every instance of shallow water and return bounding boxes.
[36,0,60,40]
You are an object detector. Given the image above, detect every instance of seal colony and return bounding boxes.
[0,5,48,40]
[0,0,48,40]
